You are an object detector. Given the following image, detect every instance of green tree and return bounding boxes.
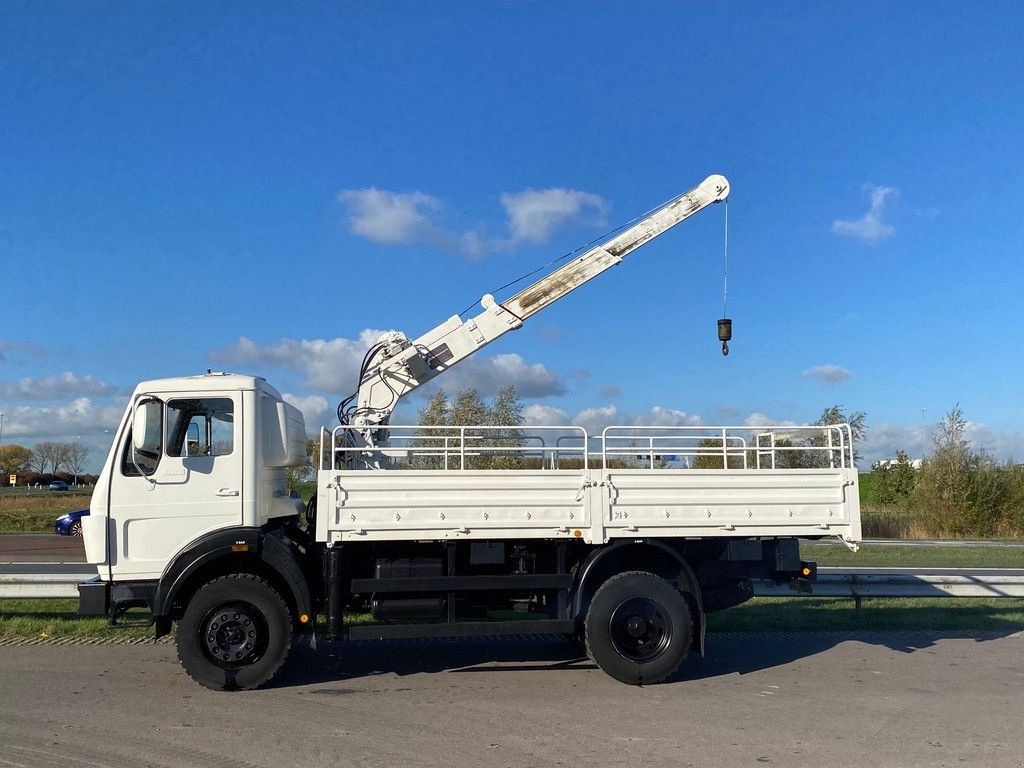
[813,404,867,466]
[411,390,452,469]
[0,444,34,478]
[872,450,917,505]
[412,386,529,469]
[449,389,490,469]
[916,404,971,516]
[762,437,813,469]
[488,385,525,469]
[693,437,744,469]
[911,404,999,537]
[286,438,318,490]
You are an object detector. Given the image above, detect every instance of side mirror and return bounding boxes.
[131,398,163,477]
[132,399,162,453]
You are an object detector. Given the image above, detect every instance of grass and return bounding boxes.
[804,543,1024,569]
[708,597,1024,632]
[0,600,152,641]
[4,596,1024,642]
[0,493,92,533]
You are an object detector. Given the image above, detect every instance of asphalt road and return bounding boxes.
[0,534,84,563]
[1,632,1022,768]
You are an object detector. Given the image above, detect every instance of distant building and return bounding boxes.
[874,458,923,470]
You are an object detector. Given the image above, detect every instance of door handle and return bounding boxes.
[216,488,240,497]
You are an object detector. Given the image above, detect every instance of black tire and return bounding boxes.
[70,520,82,537]
[175,574,293,691]
[584,571,692,685]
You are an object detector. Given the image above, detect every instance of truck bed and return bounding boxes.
[316,424,862,546]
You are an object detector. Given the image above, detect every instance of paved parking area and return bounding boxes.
[1,631,1022,767]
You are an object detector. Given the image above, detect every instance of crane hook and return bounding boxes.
[717,318,732,357]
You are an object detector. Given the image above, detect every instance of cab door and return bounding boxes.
[108,394,243,580]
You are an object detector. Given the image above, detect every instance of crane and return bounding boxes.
[339,174,730,443]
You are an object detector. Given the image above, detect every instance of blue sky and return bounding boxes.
[2,2,1023,470]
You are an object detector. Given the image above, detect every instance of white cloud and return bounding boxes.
[800,365,852,385]
[646,406,702,427]
[523,403,570,427]
[210,331,390,395]
[337,187,485,259]
[282,393,331,432]
[859,423,930,467]
[572,404,621,436]
[744,412,799,428]
[500,188,610,245]
[427,353,565,399]
[211,335,564,400]
[338,188,442,245]
[832,184,898,242]
[337,185,608,258]
[0,372,117,401]
[960,422,1024,462]
[1,397,126,440]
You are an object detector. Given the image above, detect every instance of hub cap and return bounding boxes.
[608,597,672,662]
[201,602,267,667]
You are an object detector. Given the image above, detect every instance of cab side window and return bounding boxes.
[166,398,234,458]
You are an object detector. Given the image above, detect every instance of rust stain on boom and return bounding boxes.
[513,254,613,314]
[508,191,708,317]
[604,194,704,256]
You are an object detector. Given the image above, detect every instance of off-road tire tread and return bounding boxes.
[175,573,293,691]
[584,570,692,685]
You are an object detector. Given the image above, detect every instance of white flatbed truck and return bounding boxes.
[78,175,861,689]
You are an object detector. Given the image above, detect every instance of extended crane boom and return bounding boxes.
[343,174,730,437]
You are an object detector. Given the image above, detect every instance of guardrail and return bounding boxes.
[5,567,1024,601]
[1,572,90,599]
[755,571,1024,599]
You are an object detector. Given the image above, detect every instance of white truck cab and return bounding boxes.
[83,372,308,581]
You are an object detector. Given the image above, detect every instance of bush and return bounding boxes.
[906,406,1024,538]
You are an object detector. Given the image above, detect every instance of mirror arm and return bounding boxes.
[130,444,156,484]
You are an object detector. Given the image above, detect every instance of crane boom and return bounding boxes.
[345,174,729,435]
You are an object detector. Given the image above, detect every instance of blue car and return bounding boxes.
[49,480,69,491]
[55,508,89,536]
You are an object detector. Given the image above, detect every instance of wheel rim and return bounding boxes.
[71,522,82,536]
[200,602,268,668]
[608,597,673,662]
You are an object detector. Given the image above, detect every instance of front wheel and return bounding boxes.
[176,574,293,691]
[584,571,692,685]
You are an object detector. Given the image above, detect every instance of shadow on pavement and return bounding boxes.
[270,626,1021,690]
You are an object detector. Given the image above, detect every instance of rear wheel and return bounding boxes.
[584,571,692,685]
[70,520,82,537]
[176,574,293,691]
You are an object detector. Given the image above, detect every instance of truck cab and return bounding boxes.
[82,372,308,581]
